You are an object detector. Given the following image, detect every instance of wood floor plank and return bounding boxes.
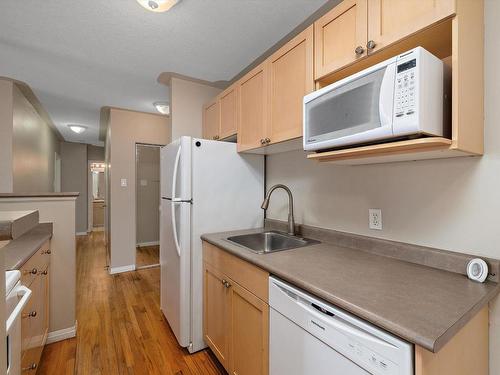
[37,232,225,375]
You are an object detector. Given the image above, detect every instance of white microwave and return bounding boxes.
[303,47,448,152]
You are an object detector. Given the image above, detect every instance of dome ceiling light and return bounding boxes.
[136,0,181,13]
[68,125,87,134]
[154,102,170,115]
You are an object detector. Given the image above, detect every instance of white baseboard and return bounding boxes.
[109,264,136,274]
[76,231,88,236]
[47,323,77,344]
[136,241,159,247]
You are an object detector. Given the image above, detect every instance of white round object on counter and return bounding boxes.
[467,258,489,283]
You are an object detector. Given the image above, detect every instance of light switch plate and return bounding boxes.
[120,178,127,187]
[369,209,382,230]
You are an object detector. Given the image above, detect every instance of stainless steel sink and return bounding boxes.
[226,231,319,254]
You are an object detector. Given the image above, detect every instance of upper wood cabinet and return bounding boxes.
[367,0,455,53]
[267,26,314,144]
[203,85,238,141]
[237,63,268,152]
[202,99,220,140]
[315,0,456,80]
[237,26,314,152]
[219,86,238,140]
[315,0,368,79]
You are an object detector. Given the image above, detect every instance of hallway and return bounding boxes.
[38,232,224,375]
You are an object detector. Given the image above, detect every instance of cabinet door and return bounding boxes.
[219,86,238,140]
[229,279,269,375]
[367,0,455,52]
[203,262,229,369]
[314,0,368,79]
[203,100,220,140]
[267,25,314,144]
[237,63,268,152]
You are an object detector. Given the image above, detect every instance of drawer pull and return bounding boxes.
[41,270,48,275]
[22,363,37,372]
[43,249,51,255]
[223,281,232,289]
[23,311,37,318]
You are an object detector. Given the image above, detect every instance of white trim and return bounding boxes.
[109,264,136,274]
[46,324,77,344]
[136,241,159,247]
[76,231,88,236]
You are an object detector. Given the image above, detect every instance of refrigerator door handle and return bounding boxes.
[171,145,182,201]
[171,201,181,257]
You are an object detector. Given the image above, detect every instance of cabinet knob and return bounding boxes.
[22,363,37,371]
[224,281,231,289]
[25,268,38,275]
[41,270,48,275]
[265,138,271,144]
[355,46,365,55]
[260,139,265,145]
[221,278,227,285]
[366,40,376,50]
[43,249,51,255]
[23,311,37,319]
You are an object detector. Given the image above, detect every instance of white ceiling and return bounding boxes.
[0,0,328,145]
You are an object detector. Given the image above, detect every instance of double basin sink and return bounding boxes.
[226,230,319,254]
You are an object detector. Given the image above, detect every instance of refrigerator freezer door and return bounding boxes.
[160,137,192,200]
[161,197,191,348]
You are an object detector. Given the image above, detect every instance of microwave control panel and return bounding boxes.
[395,58,416,118]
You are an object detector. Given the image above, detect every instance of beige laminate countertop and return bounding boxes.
[201,227,500,353]
[4,223,53,270]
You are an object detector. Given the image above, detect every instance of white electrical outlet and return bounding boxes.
[369,209,382,230]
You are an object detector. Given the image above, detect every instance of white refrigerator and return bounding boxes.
[160,136,264,353]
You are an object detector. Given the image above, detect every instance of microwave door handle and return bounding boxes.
[379,62,396,132]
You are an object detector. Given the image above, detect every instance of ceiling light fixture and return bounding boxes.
[136,0,181,13]
[68,125,87,134]
[154,102,170,115]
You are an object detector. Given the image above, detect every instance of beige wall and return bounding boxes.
[60,142,88,234]
[0,80,14,192]
[266,1,499,372]
[170,77,221,140]
[108,108,170,270]
[0,79,60,194]
[136,145,160,245]
[0,196,77,337]
[12,85,60,193]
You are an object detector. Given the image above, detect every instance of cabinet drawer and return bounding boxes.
[20,240,50,286]
[203,241,269,302]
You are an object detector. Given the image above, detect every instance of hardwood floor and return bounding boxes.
[38,232,225,375]
[136,245,160,268]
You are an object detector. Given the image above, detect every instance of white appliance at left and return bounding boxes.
[5,270,32,375]
[160,136,264,353]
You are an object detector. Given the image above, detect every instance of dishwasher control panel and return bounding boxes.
[347,340,396,374]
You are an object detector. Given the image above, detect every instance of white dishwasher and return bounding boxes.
[269,277,413,375]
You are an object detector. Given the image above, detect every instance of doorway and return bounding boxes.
[135,144,161,269]
[88,161,106,232]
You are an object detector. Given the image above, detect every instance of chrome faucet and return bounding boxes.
[261,184,295,236]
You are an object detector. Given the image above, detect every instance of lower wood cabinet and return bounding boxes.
[203,241,269,375]
[20,240,50,373]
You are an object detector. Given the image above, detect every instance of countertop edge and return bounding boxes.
[0,192,79,198]
[4,223,53,270]
[200,233,499,353]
